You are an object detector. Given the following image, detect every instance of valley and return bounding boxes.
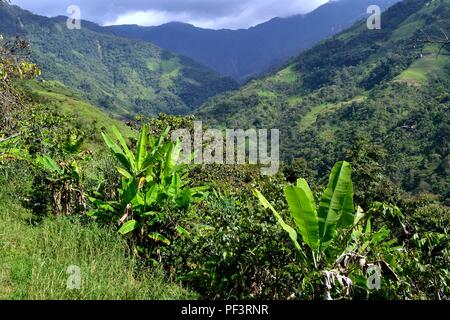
[0,0,449,302]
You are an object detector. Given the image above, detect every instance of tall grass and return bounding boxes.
[0,174,196,300]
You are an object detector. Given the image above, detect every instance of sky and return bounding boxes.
[10,0,329,30]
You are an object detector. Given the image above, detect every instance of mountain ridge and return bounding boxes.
[105,0,400,81]
[0,3,238,117]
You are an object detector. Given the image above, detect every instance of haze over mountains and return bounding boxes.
[0,3,238,116]
[105,0,400,81]
[2,0,450,302]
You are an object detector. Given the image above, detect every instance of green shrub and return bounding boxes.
[89,125,205,260]
[161,193,304,299]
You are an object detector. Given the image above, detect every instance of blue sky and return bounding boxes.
[11,0,329,29]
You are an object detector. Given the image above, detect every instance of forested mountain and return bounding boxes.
[105,0,400,81]
[197,0,450,201]
[0,3,238,117]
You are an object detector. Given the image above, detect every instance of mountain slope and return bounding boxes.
[105,0,400,82]
[197,0,450,199]
[0,3,238,117]
[24,80,135,141]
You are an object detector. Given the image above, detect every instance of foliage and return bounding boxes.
[160,192,305,299]
[0,134,23,161]
[0,184,195,300]
[35,154,86,216]
[197,0,450,200]
[89,125,205,260]
[0,32,40,133]
[104,0,399,82]
[256,161,354,258]
[0,0,449,302]
[255,161,406,299]
[0,35,40,83]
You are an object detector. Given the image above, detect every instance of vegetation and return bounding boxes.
[256,162,355,264]
[0,0,449,301]
[105,0,399,82]
[0,179,195,300]
[89,124,205,261]
[197,0,450,201]
[0,2,237,117]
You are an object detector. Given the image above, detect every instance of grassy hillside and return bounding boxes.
[0,179,195,300]
[26,80,134,136]
[0,3,238,117]
[1,0,449,302]
[197,0,450,199]
[396,51,450,85]
[15,80,137,161]
[1,77,197,299]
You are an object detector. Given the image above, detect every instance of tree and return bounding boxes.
[418,28,450,57]
[1,28,41,133]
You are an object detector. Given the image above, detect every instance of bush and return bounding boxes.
[161,193,304,299]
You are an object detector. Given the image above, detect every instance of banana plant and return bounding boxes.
[255,161,355,267]
[35,154,85,216]
[90,124,205,248]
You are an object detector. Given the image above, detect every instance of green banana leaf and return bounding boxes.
[284,179,320,250]
[135,124,148,172]
[118,220,139,235]
[112,126,136,170]
[317,161,355,251]
[37,155,63,175]
[101,131,134,174]
[254,189,301,252]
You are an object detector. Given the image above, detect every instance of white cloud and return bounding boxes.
[106,10,193,27]
[12,0,329,30]
[104,6,267,30]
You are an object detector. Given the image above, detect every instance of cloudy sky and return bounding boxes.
[11,0,329,30]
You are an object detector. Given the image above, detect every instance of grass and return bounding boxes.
[288,96,302,106]
[22,80,137,157]
[299,96,366,130]
[257,90,277,98]
[160,58,181,74]
[396,53,450,86]
[160,69,181,90]
[147,59,160,72]
[299,103,334,130]
[270,65,299,84]
[29,81,134,136]
[0,178,196,300]
[389,19,424,43]
[396,47,450,86]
